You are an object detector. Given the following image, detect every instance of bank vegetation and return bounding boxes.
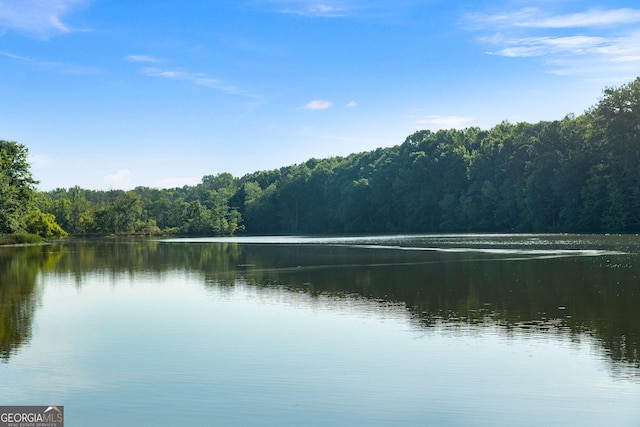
[3,77,640,238]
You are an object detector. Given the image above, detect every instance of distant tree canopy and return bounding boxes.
[12,77,640,237]
[223,78,640,234]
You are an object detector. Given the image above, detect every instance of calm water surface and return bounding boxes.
[1,234,639,426]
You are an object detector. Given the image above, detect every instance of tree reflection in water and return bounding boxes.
[1,236,638,376]
[0,245,65,361]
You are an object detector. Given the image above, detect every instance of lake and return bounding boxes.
[1,234,639,426]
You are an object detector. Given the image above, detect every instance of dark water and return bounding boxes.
[1,234,639,426]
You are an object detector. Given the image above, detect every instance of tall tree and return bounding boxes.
[0,141,38,234]
[590,77,640,230]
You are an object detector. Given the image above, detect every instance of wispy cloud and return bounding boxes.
[1,51,103,74]
[468,7,640,30]
[485,35,610,58]
[125,55,161,63]
[103,169,131,188]
[345,100,358,108]
[415,115,476,130]
[140,67,243,95]
[261,0,412,18]
[467,7,640,81]
[522,8,640,29]
[256,0,425,19]
[0,0,89,36]
[279,3,345,17]
[28,153,53,170]
[261,0,348,17]
[0,51,32,61]
[302,99,333,110]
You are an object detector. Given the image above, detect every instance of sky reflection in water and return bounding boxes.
[0,235,639,426]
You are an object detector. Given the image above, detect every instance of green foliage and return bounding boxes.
[588,78,640,229]
[0,141,38,234]
[134,219,161,235]
[24,210,68,239]
[225,78,640,234]
[0,233,43,245]
[26,77,640,235]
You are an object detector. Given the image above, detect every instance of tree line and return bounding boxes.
[0,140,66,240]
[2,77,640,237]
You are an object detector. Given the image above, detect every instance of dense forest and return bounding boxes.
[2,77,640,238]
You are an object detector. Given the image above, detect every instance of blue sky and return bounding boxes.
[2,0,640,190]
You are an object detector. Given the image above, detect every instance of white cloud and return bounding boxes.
[0,0,88,36]
[279,3,345,17]
[264,1,348,17]
[125,55,161,63]
[345,100,358,108]
[260,0,426,19]
[612,55,640,63]
[28,153,52,170]
[103,169,131,188]
[467,7,640,30]
[0,51,32,61]
[468,7,640,80]
[516,8,640,29]
[487,35,610,58]
[415,115,476,130]
[303,100,332,110]
[1,50,103,74]
[140,67,242,95]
